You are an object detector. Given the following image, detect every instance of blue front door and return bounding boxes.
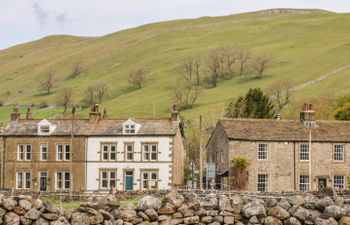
[125,171,133,191]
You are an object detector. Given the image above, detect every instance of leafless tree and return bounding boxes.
[206,49,221,88]
[269,79,293,113]
[237,48,250,76]
[252,54,271,78]
[173,58,202,109]
[193,55,201,85]
[68,62,87,79]
[128,67,149,89]
[56,87,73,113]
[95,81,109,103]
[83,86,96,106]
[40,69,55,94]
[220,46,236,79]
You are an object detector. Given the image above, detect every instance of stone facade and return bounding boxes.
[3,136,86,192]
[207,116,350,192]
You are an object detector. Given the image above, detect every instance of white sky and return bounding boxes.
[1,0,350,49]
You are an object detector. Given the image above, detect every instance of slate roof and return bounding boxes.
[2,118,180,136]
[220,119,350,142]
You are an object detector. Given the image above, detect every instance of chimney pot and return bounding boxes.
[11,107,20,121]
[26,107,32,119]
[89,104,101,122]
[171,104,179,121]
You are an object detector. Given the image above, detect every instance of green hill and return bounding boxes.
[0,9,350,123]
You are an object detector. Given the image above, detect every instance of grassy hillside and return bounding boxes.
[0,9,350,124]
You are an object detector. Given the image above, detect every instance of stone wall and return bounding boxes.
[1,190,350,225]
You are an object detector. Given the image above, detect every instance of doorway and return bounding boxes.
[318,178,327,190]
[124,170,134,191]
[39,172,48,191]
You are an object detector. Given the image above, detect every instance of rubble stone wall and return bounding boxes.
[1,190,350,225]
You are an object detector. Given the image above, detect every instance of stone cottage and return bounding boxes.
[206,104,350,192]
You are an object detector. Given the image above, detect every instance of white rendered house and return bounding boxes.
[85,105,185,192]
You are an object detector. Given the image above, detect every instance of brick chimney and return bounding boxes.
[11,107,20,121]
[89,104,101,122]
[26,107,33,119]
[300,103,315,125]
[171,104,179,121]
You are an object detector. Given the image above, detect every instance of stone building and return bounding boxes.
[0,105,185,192]
[206,104,350,192]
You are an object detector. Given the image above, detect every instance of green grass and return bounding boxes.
[42,196,82,209]
[0,9,349,124]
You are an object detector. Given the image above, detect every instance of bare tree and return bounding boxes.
[220,46,236,79]
[237,48,250,76]
[128,67,149,89]
[269,79,293,113]
[252,54,271,78]
[193,55,201,85]
[68,62,87,79]
[95,81,109,103]
[40,69,55,94]
[56,87,73,113]
[207,49,221,88]
[173,58,202,109]
[83,86,96,106]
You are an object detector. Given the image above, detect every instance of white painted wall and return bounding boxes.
[86,136,173,192]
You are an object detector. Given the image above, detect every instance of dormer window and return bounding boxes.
[125,124,136,134]
[122,119,140,134]
[37,119,56,135]
[40,126,50,134]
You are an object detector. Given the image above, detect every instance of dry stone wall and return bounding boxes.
[1,190,350,225]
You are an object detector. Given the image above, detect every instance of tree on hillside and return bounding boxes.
[83,85,96,106]
[39,69,56,94]
[252,54,271,78]
[173,57,202,110]
[95,81,109,103]
[334,103,350,120]
[225,88,275,119]
[206,49,221,88]
[128,67,149,89]
[68,62,87,79]
[269,79,293,114]
[237,48,250,76]
[56,87,73,113]
[219,46,236,79]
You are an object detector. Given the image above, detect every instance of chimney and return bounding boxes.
[26,107,32,119]
[276,113,281,120]
[89,104,101,122]
[171,104,179,121]
[11,107,20,121]
[103,108,108,119]
[300,103,315,125]
[0,122,3,134]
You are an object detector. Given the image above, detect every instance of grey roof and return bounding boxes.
[220,119,350,142]
[2,118,180,136]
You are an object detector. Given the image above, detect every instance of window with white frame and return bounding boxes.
[142,144,157,161]
[16,171,31,189]
[300,144,309,161]
[333,175,345,190]
[257,174,269,191]
[125,143,134,161]
[56,144,70,161]
[100,170,117,189]
[40,125,50,134]
[124,124,136,134]
[258,143,268,160]
[17,144,31,161]
[299,175,310,191]
[141,171,158,190]
[40,144,48,161]
[101,143,117,161]
[334,144,345,161]
[56,172,70,190]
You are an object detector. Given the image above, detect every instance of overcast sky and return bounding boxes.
[1,0,350,49]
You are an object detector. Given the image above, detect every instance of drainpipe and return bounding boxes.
[293,142,296,191]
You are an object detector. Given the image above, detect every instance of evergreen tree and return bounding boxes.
[225,88,275,119]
